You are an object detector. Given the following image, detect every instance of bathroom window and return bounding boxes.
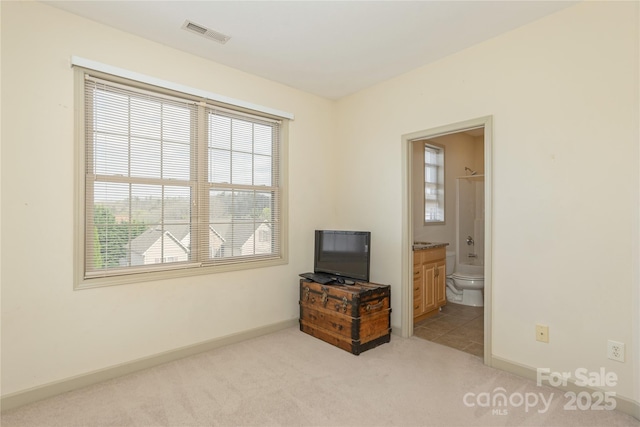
[424,143,445,223]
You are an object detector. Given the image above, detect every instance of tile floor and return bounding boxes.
[413,302,484,358]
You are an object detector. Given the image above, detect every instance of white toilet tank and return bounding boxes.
[445,251,456,276]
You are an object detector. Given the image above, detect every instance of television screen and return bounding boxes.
[314,230,371,282]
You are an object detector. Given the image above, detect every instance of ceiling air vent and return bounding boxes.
[182,20,230,45]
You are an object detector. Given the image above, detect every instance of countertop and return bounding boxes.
[412,242,449,251]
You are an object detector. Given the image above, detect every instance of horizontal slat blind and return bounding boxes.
[82,72,283,281]
[424,144,444,222]
[205,107,281,265]
[85,77,198,278]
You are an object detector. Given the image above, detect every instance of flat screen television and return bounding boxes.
[314,230,371,283]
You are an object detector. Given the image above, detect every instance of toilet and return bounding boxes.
[445,251,484,307]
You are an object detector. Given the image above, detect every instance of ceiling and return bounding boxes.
[47,1,576,100]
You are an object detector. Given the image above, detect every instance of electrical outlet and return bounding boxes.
[536,324,549,343]
[607,340,625,362]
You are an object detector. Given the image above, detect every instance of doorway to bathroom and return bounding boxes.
[401,116,492,364]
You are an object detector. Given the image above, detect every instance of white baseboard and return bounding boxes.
[1,318,299,412]
[491,355,640,421]
[391,323,402,337]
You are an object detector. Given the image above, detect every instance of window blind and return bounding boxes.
[82,72,284,282]
[424,144,444,222]
[203,107,281,266]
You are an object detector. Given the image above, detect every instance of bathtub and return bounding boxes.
[457,261,484,272]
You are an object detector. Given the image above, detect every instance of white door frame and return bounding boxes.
[400,116,493,365]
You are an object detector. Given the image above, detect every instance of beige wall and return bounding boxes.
[1,1,338,395]
[336,1,639,401]
[1,0,639,407]
[474,136,484,175]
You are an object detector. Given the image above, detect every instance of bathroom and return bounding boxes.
[411,128,485,357]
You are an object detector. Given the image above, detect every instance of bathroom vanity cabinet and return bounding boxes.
[413,246,447,322]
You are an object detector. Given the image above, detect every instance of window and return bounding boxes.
[76,68,288,287]
[424,143,444,223]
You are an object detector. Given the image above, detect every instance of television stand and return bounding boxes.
[298,279,391,355]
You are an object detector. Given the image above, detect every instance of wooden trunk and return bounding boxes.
[299,279,391,355]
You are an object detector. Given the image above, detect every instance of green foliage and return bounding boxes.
[93,227,104,269]
[93,205,146,268]
[259,207,271,221]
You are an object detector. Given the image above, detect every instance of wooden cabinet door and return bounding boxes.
[435,261,446,306]
[423,262,437,314]
[413,248,446,322]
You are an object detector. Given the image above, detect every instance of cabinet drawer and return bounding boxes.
[413,298,423,313]
[417,247,446,263]
[413,280,422,299]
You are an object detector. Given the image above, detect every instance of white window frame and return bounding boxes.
[74,65,290,289]
[424,142,445,224]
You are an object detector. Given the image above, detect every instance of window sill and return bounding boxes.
[75,256,288,290]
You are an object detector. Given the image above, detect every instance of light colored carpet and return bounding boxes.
[1,326,638,427]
